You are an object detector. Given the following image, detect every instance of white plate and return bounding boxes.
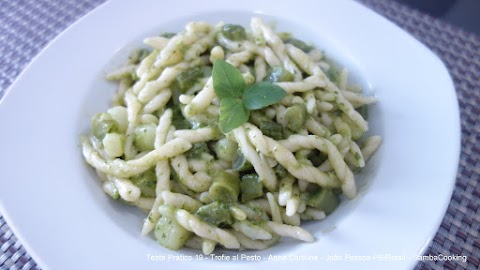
[0,0,460,269]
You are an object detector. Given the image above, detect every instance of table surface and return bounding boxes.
[393,0,480,36]
[0,0,479,269]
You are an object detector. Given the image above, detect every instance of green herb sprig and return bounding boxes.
[212,59,287,133]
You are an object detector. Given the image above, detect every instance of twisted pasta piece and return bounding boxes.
[275,76,325,94]
[233,126,278,191]
[161,191,202,213]
[278,134,356,199]
[251,17,302,81]
[138,63,189,103]
[81,136,191,178]
[361,135,382,161]
[158,205,240,249]
[174,127,221,143]
[201,239,216,255]
[142,89,172,114]
[135,50,159,79]
[264,221,314,242]
[123,90,143,160]
[184,77,214,117]
[232,220,273,240]
[143,36,169,51]
[232,230,279,250]
[170,154,212,192]
[243,123,340,188]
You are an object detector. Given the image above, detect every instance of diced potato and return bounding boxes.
[133,123,156,151]
[107,106,128,133]
[102,133,125,158]
[154,216,192,250]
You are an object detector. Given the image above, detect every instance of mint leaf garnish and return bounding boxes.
[243,81,287,110]
[212,60,287,133]
[212,59,244,99]
[219,98,249,133]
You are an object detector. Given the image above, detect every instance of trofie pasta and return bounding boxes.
[81,17,381,254]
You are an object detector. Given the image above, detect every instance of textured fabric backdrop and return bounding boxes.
[0,0,479,269]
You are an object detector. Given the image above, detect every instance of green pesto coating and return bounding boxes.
[220,24,247,41]
[214,138,238,162]
[209,171,240,203]
[285,103,308,131]
[133,123,156,151]
[154,216,192,250]
[232,149,253,172]
[91,112,119,140]
[284,38,314,52]
[266,66,294,83]
[185,142,210,159]
[250,111,284,140]
[306,188,340,215]
[176,67,204,92]
[130,168,156,198]
[241,174,264,203]
[195,201,233,227]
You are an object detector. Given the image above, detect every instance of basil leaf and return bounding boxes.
[213,60,286,132]
[243,82,287,110]
[219,97,249,133]
[212,59,244,99]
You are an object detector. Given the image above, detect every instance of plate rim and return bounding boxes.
[0,0,461,269]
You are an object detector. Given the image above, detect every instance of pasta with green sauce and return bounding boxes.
[81,17,381,254]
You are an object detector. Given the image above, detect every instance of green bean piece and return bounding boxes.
[209,172,240,203]
[176,67,204,92]
[306,188,340,215]
[160,32,176,38]
[154,216,193,250]
[260,121,284,140]
[214,138,238,162]
[91,113,119,140]
[220,24,247,41]
[284,38,314,52]
[241,174,264,203]
[185,142,210,159]
[133,123,156,151]
[285,103,308,131]
[195,201,233,227]
[250,111,284,140]
[131,168,156,198]
[249,110,271,125]
[232,149,253,172]
[266,66,294,83]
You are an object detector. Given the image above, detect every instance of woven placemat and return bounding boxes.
[0,0,479,269]
[361,1,480,270]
